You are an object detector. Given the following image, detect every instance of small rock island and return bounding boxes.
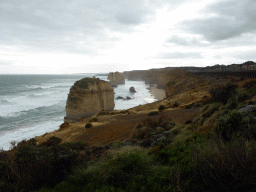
[64,77,115,122]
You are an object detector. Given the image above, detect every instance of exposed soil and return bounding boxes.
[35,107,200,146]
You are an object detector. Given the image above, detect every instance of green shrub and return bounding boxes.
[201,104,210,112]
[209,83,238,104]
[185,104,193,109]
[214,111,256,141]
[43,136,62,147]
[195,138,256,191]
[242,80,256,89]
[85,123,93,128]
[0,139,87,192]
[226,100,238,110]
[173,102,179,107]
[185,120,192,124]
[158,105,166,111]
[131,126,153,139]
[98,111,109,116]
[237,91,250,102]
[149,111,159,116]
[201,103,221,118]
[170,129,180,136]
[90,118,98,122]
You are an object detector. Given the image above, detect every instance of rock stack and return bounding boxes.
[64,77,115,122]
[108,72,125,87]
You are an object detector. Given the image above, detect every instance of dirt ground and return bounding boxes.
[35,107,200,146]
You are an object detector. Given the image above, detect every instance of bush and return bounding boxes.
[43,136,62,147]
[209,83,238,104]
[226,100,238,110]
[131,126,153,139]
[89,118,98,122]
[158,105,166,111]
[185,120,192,124]
[149,111,159,116]
[201,103,221,118]
[195,138,256,191]
[236,91,249,102]
[59,122,69,129]
[173,102,179,107]
[85,123,93,128]
[214,111,256,141]
[0,139,88,191]
[65,147,160,190]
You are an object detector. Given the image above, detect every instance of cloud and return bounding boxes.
[160,51,202,59]
[166,35,208,46]
[178,0,256,41]
[0,0,190,55]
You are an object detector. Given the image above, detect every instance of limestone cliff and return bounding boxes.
[165,69,204,98]
[108,72,125,87]
[64,77,115,122]
[145,69,162,84]
[123,70,147,81]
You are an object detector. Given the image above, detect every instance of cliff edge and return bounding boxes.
[64,77,115,122]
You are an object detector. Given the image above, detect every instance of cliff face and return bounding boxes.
[157,71,167,89]
[123,70,147,81]
[108,72,125,87]
[165,69,204,98]
[145,69,162,84]
[64,77,115,122]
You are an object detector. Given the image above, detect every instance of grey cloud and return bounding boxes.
[233,50,256,61]
[0,0,190,51]
[160,52,202,59]
[166,35,208,46]
[179,0,256,42]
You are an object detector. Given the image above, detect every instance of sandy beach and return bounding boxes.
[149,84,166,100]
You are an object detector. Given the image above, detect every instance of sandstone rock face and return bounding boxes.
[145,69,161,84]
[108,72,125,87]
[124,70,147,81]
[64,77,115,122]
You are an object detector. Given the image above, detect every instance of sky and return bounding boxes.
[0,0,256,74]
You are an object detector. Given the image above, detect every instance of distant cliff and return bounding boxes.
[64,77,115,122]
[108,72,125,87]
[123,70,147,81]
[165,69,203,98]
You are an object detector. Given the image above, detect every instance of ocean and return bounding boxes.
[0,74,156,150]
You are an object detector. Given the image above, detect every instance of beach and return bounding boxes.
[149,84,166,100]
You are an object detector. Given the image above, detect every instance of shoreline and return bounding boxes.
[149,84,166,101]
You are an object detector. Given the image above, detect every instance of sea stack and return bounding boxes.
[108,72,125,87]
[129,86,136,93]
[64,77,115,122]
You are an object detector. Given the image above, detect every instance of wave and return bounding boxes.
[0,99,10,104]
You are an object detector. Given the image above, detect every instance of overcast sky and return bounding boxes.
[0,0,255,74]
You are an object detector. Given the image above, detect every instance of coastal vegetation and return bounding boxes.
[1,71,256,191]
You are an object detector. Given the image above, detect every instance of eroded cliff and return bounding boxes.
[64,77,115,122]
[108,72,125,87]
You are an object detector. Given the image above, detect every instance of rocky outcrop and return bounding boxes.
[108,72,125,87]
[129,86,136,93]
[64,77,115,122]
[237,105,256,115]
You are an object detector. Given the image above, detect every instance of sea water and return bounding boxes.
[0,74,155,150]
